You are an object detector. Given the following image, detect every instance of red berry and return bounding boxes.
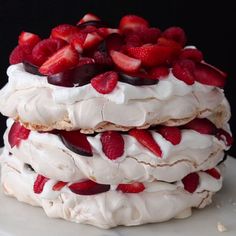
[182,173,199,193]
[93,51,113,66]
[91,71,118,94]
[77,13,100,25]
[205,168,221,179]
[100,131,125,160]
[70,31,87,53]
[157,126,182,145]
[51,24,78,42]
[33,175,49,194]
[8,122,30,148]
[116,182,145,193]
[129,129,162,157]
[125,32,143,47]
[83,32,103,50]
[18,31,41,48]
[139,27,162,44]
[39,45,79,75]
[98,27,120,38]
[52,181,67,191]
[106,33,124,52]
[77,57,95,66]
[179,48,203,62]
[216,128,233,146]
[162,27,187,47]
[148,66,170,79]
[9,45,32,65]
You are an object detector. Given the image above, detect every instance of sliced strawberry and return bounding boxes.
[39,45,79,75]
[51,24,78,42]
[33,175,49,194]
[98,27,121,38]
[179,48,203,62]
[183,118,217,135]
[59,130,93,156]
[77,13,101,25]
[91,71,118,94]
[52,181,67,191]
[106,33,124,52]
[129,129,162,157]
[70,31,87,53]
[8,122,30,148]
[83,32,103,50]
[77,57,95,66]
[100,131,125,160]
[9,45,32,65]
[69,179,110,195]
[148,66,170,79]
[205,168,221,179]
[32,38,67,66]
[162,27,187,47]
[18,31,41,48]
[116,182,145,193]
[157,37,182,50]
[182,172,199,193]
[93,51,113,66]
[139,27,161,44]
[194,62,227,88]
[157,126,182,145]
[125,32,143,47]
[110,50,141,73]
[216,128,233,146]
[172,59,196,85]
[119,15,149,33]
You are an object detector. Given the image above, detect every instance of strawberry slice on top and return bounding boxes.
[18,31,41,48]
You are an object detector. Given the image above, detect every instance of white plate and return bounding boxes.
[0,156,236,236]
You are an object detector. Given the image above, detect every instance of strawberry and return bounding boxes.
[93,51,113,66]
[18,31,41,48]
[157,37,182,51]
[205,168,221,179]
[8,122,30,148]
[182,173,199,193]
[139,27,161,44]
[33,175,49,194]
[70,31,87,53]
[194,62,227,88]
[9,45,32,65]
[83,32,103,50]
[91,71,118,94]
[77,13,100,25]
[100,131,125,160]
[32,38,67,66]
[39,45,79,75]
[162,27,187,47]
[52,181,67,191]
[106,33,124,52]
[51,24,78,42]
[69,179,110,195]
[172,59,196,85]
[125,32,143,47]
[216,129,233,146]
[157,126,182,145]
[98,27,120,38]
[110,50,141,73]
[116,182,145,193]
[183,118,217,135]
[129,129,162,157]
[179,48,203,62]
[148,66,169,79]
[119,15,149,33]
[77,57,95,66]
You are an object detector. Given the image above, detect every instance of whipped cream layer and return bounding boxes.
[0,64,230,132]
[4,119,228,184]
[0,149,223,229]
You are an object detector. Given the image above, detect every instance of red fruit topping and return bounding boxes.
[83,32,103,50]
[77,57,95,66]
[8,122,30,148]
[100,131,125,160]
[33,175,49,194]
[183,118,217,135]
[216,128,233,146]
[18,31,41,48]
[129,129,162,157]
[59,130,93,156]
[9,45,32,65]
[119,15,149,33]
[52,181,67,191]
[77,13,100,25]
[106,33,124,52]
[172,59,196,85]
[70,32,87,53]
[194,62,227,87]
[157,126,182,145]
[39,45,79,75]
[51,24,78,42]
[32,38,67,66]
[93,51,113,66]
[179,48,203,62]
[205,168,221,179]
[162,27,187,47]
[110,50,141,73]
[139,27,162,44]
[148,66,169,79]
[98,27,120,38]
[182,172,199,193]
[116,182,145,193]
[69,179,110,195]
[125,33,143,47]
[91,71,118,94]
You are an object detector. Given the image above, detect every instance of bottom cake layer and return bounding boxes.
[0,149,223,228]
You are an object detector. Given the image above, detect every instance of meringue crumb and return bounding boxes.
[217,222,227,232]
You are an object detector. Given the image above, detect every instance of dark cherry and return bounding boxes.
[23,61,42,76]
[77,20,106,29]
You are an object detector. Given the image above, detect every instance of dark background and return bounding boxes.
[0,0,235,155]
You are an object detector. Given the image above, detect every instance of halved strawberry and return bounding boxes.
[157,126,182,145]
[182,172,199,193]
[205,168,221,179]
[106,33,124,52]
[179,48,203,62]
[182,118,217,135]
[77,13,101,25]
[148,66,170,79]
[69,179,110,195]
[110,50,141,73]
[194,62,227,88]
[18,31,41,48]
[116,182,145,193]
[9,45,33,65]
[52,181,67,191]
[77,57,95,66]
[91,71,118,94]
[33,175,49,194]
[83,32,103,50]
[51,24,78,42]
[98,27,121,38]
[70,31,87,53]
[216,128,233,146]
[129,129,162,157]
[93,51,113,66]
[8,122,30,148]
[139,27,161,44]
[162,27,187,47]
[39,45,79,75]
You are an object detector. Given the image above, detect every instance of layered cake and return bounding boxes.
[0,13,232,228]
